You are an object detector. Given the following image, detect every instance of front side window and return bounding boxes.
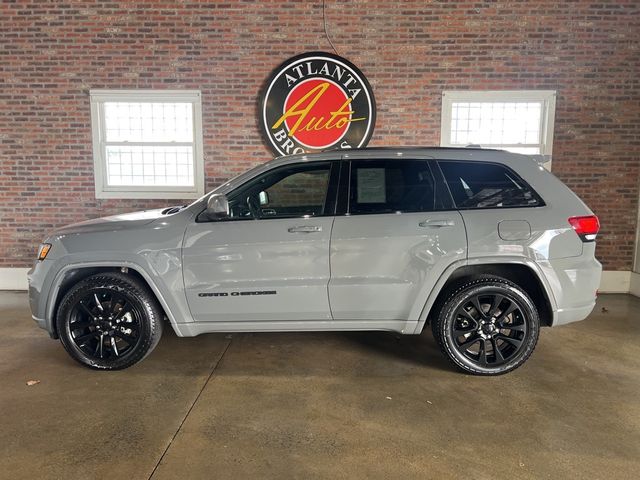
[439,161,543,209]
[227,162,332,219]
[90,89,204,199]
[349,160,448,215]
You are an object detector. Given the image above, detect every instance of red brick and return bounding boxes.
[0,0,638,270]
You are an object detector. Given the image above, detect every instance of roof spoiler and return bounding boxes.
[464,145,552,165]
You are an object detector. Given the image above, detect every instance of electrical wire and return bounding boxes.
[322,0,339,55]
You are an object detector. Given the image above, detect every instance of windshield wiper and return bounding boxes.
[161,205,186,215]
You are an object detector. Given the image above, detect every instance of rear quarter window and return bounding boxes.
[438,161,544,209]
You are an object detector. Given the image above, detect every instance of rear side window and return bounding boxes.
[438,161,543,209]
[349,160,450,214]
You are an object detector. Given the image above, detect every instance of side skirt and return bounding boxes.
[170,320,420,337]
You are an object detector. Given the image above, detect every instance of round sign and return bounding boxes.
[261,52,376,156]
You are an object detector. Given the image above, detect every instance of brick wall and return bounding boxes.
[1,0,638,269]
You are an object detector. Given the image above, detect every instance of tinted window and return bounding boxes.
[438,161,542,209]
[349,160,447,214]
[228,163,331,219]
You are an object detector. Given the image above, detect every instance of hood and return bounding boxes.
[53,208,168,236]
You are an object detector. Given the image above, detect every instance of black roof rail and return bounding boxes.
[320,145,504,153]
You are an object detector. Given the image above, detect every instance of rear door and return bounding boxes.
[328,157,467,323]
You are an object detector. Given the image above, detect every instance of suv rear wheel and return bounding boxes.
[432,275,539,375]
[56,272,163,370]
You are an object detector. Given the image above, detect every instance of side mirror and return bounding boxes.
[258,191,269,206]
[206,194,230,219]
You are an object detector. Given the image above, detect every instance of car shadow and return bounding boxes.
[336,330,454,372]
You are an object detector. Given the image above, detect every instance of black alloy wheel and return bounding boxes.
[67,289,143,360]
[451,292,527,367]
[56,272,163,370]
[432,275,540,375]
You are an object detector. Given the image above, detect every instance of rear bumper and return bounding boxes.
[545,247,601,326]
[554,303,597,326]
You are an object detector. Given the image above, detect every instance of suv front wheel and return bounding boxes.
[56,272,163,370]
[432,275,540,375]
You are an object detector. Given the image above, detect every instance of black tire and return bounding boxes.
[56,272,163,370]
[431,275,539,375]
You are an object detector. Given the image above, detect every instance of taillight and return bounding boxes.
[568,215,600,242]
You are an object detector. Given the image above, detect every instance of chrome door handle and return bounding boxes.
[419,219,455,228]
[288,225,322,233]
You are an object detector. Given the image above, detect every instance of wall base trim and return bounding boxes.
[630,272,640,297]
[0,268,638,297]
[0,268,29,291]
[598,270,631,294]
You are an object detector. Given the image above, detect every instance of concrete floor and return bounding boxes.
[0,293,638,479]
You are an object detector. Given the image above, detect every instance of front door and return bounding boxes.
[183,161,338,323]
[329,157,467,323]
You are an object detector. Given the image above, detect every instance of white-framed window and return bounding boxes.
[440,90,556,167]
[90,89,204,199]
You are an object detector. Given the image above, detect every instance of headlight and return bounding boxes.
[37,243,52,261]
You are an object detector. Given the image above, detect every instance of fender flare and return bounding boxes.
[45,260,185,335]
[412,256,559,334]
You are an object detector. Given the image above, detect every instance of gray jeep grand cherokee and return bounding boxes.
[28,147,601,375]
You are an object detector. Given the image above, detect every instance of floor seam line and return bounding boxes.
[147,338,233,479]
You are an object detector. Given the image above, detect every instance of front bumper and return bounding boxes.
[31,314,47,330]
[27,259,58,338]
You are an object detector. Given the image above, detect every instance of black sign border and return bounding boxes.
[259,51,377,156]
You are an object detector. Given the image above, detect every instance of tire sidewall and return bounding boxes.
[440,282,540,375]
